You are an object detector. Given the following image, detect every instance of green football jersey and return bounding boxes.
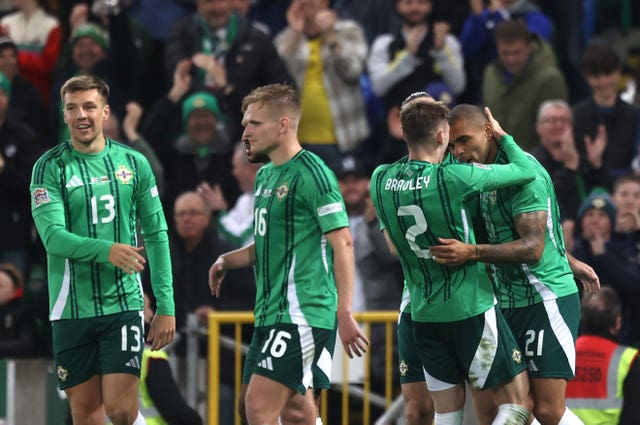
[371,135,535,323]
[481,146,577,308]
[252,150,348,329]
[30,139,173,320]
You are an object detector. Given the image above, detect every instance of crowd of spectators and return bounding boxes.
[1,0,640,420]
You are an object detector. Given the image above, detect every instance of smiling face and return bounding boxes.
[448,117,493,164]
[63,88,110,150]
[72,37,106,72]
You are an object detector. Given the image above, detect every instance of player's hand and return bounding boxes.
[147,314,176,350]
[337,311,369,358]
[108,244,146,274]
[429,238,474,266]
[208,257,227,297]
[484,107,507,141]
[570,258,600,295]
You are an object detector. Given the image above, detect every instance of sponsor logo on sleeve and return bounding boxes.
[150,186,159,198]
[32,188,50,208]
[472,163,491,170]
[317,202,344,217]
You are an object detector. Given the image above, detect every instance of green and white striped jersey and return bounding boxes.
[371,135,535,322]
[252,150,348,329]
[482,146,578,308]
[30,139,174,320]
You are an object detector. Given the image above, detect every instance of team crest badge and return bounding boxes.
[32,188,50,208]
[276,183,289,199]
[512,348,522,364]
[115,166,134,184]
[57,365,68,382]
[399,360,408,376]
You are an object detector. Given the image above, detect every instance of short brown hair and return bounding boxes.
[241,83,301,125]
[400,100,449,146]
[494,19,531,44]
[0,263,23,289]
[613,173,640,194]
[581,43,621,76]
[60,75,110,104]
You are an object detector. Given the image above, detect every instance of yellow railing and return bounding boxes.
[207,311,399,425]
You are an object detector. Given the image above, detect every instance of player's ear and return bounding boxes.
[103,104,111,121]
[483,122,492,140]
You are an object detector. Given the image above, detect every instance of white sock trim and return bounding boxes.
[434,409,463,425]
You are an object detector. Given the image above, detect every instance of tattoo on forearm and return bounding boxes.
[479,211,547,263]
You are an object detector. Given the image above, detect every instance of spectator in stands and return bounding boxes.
[566,286,640,424]
[0,263,37,357]
[52,3,134,145]
[274,0,370,171]
[611,174,640,265]
[143,82,239,215]
[0,35,47,141]
[572,191,640,347]
[460,0,552,103]
[531,100,613,222]
[198,142,261,247]
[164,0,293,142]
[572,43,640,178]
[482,19,567,151]
[368,0,465,111]
[0,71,43,277]
[0,0,60,105]
[168,190,254,424]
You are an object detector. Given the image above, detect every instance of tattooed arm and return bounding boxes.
[430,211,547,266]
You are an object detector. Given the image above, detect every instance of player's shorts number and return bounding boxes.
[397,205,433,259]
[261,329,292,358]
[121,324,142,353]
[524,329,544,356]
[254,208,267,236]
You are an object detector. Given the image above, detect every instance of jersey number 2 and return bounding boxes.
[398,205,432,259]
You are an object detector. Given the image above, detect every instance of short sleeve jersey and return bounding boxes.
[481,147,577,308]
[252,150,348,329]
[30,140,164,320]
[370,135,535,322]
